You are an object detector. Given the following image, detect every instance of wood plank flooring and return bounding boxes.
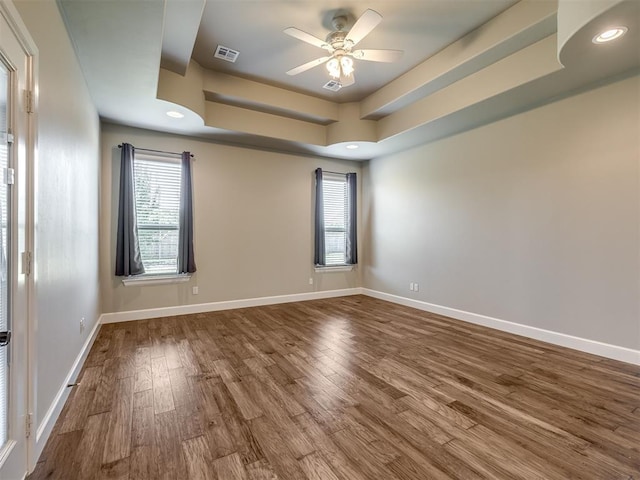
[28,295,640,479]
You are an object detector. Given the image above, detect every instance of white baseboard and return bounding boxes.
[101,287,639,364]
[362,289,640,366]
[34,317,102,459]
[100,288,363,324]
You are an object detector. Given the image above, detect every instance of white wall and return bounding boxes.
[15,0,101,437]
[364,74,639,351]
[100,123,362,314]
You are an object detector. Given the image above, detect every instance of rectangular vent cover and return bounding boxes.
[214,45,240,63]
[323,80,342,91]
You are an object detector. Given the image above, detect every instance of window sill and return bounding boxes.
[122,274,191,286]
[314,265,355,273]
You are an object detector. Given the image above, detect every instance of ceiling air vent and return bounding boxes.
[323,80,342,91]
[214,45,239,63]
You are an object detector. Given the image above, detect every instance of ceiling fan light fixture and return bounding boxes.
[327,55,354,79]
[340,56,354,77]
[327,57,341,79]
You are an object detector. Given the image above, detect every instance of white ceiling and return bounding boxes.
[57,0,640,161]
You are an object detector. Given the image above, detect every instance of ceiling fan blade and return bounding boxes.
[340,73,355,87]
[352,49,403,63]
[286,56,331,76]
[284,27,330,50]
[345,9,382,47]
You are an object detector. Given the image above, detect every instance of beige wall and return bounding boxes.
[15,0,101,430]
[100,123,362,314]
[363,74,640,350]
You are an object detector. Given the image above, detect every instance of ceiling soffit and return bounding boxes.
[157,0,560,153]
[59,0,640,161]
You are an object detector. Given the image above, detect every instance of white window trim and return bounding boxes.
[314,265,355,273]
[122,274,191,286]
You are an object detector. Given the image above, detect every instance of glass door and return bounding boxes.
[0,50,10,458]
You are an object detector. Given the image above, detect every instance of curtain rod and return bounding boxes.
[118,144,194,158]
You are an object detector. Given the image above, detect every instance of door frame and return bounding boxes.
[0,0,37,476]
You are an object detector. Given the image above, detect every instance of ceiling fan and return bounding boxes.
[284,9,403,88]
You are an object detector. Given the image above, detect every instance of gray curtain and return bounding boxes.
[346,172,358,265]
[115,143,145,276]
[178,152,197,273]
[314,168,325,266]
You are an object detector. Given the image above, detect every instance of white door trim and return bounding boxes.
[0,1,37,477]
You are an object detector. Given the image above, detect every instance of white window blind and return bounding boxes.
[133,155,182,275]
[323,173,349,266]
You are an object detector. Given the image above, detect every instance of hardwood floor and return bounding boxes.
[29,295,640,479]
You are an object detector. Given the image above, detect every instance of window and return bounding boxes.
[133,154,181,275]
[115,143,196,279]
[314,168,357,267]
[323,173,349,265]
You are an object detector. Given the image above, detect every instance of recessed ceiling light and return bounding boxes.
[592,26,628,44]
[166,111,184,118]
[346,144,359,150]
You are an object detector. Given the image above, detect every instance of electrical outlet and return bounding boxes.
[414,283,419,292]
[192,286,199,295]
[309,277,314,285]
[80,317,85,333]
[409,283,414,291]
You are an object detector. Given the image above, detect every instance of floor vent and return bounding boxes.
[214,45,240,63]
[323,80,342,91]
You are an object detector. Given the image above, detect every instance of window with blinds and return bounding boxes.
[133,154,181,275]
[323,173,349,266]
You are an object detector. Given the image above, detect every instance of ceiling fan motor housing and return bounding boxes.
[326,31,348,51]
